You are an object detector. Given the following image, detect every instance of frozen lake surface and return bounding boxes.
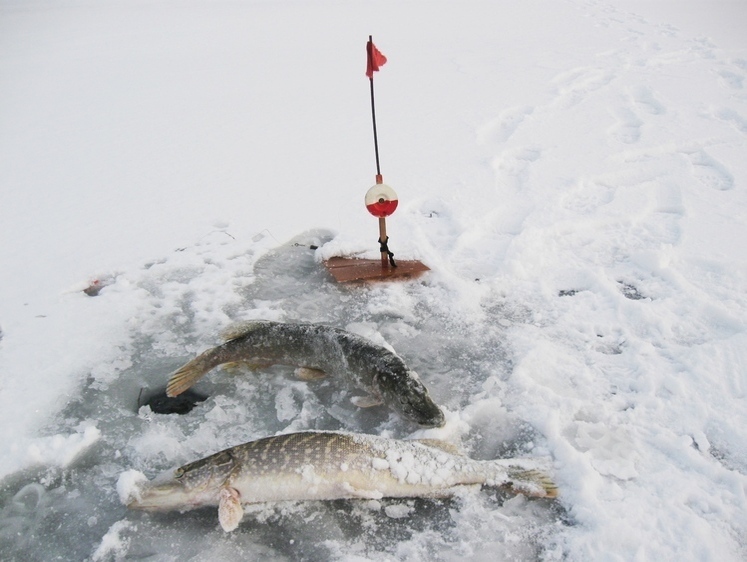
[1,0,746,559]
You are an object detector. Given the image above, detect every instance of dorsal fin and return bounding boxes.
[415,439,464,456]
[220,321,266,342]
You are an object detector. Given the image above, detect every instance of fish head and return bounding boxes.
[377,365,445,428]
[126,471,195,511]
[126,450,237,512]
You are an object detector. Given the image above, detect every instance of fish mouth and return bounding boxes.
[125,478,192,512]
[420,407,446,428]
[393,394,446,428]
[401,400,445,428]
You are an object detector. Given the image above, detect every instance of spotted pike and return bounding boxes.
[122,430,558,531]
[166,321,445,427]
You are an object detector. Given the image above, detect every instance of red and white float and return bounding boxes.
[364,183,398,217]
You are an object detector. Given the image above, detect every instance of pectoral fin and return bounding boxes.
[294,367,327,381]
[350,395,383,408]
[340,481,384,500]
[218,487,244,532]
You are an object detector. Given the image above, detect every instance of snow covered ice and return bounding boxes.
[1,0,747,560]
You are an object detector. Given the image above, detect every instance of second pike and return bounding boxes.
[166,321,445,427]
[123,430,558,532]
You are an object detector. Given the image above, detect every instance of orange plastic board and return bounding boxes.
[324,257,430,283]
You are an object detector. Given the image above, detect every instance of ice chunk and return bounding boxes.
[116,469,149,505]
[25,425,101,468]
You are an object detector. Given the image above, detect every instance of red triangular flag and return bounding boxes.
[366,39,387,79]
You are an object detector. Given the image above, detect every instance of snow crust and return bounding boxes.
[1,0,747,560]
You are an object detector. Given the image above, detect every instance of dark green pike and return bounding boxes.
[166,321,445,427]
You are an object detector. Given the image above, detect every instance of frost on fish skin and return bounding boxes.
[371,458,390,471]
[124,431,557,521]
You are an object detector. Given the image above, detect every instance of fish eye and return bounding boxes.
[174,468,184,479]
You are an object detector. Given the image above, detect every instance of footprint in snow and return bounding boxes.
[716,69,744,91]
[631,85,666,116]
[714,107,747,136]
[551,66,616,108]
[608,106,643,145]
[689,37,718,60]
[656,23,679,38]
[490,146,542,191]
[684,149,735,191]
[477,106,534,145]
[560,180,616,215]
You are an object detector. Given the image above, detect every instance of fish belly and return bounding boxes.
[230,463,481,504]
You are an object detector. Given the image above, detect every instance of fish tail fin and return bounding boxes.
[487,458,558,499]
[167,350,219,397]
[505,468,558,499]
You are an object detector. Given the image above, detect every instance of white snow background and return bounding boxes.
[2,0,747,560]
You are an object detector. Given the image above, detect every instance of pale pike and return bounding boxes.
[122,430,558,532]
[166,321,445,427]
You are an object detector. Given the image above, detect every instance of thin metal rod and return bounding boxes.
[368,36,382,177]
